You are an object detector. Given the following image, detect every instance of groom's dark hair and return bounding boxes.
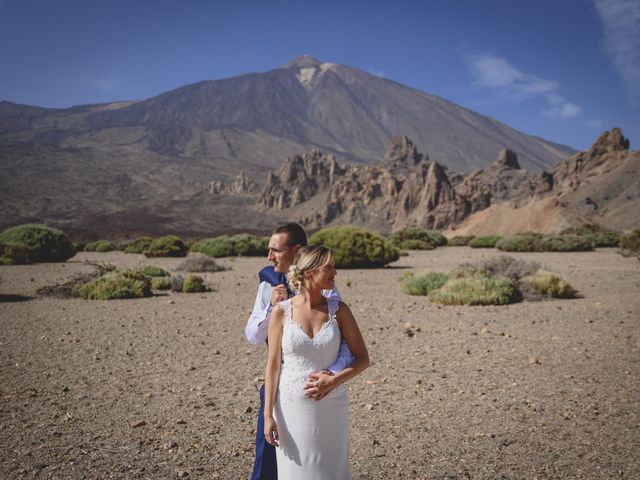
[273,223,307,247]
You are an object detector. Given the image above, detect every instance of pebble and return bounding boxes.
[177,471,189,478]
[131,420,146,428]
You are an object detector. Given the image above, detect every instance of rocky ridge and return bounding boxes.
[259,128,639,233]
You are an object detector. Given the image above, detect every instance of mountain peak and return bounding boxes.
[283,55,323,69]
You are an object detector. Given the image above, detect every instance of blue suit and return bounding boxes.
[251,266,287,480]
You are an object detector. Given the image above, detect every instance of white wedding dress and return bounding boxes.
[274,298,351,480]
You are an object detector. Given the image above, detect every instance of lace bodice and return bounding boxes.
[278,298,345,401]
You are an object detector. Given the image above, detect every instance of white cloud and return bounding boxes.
[465,52,582,119]
[586,119,605,129]
[369,69,385,78]
[593,0,640,97]
[94,77,122,92]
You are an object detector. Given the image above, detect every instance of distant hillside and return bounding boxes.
[0,55,577,237]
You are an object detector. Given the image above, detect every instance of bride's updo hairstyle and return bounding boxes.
[288,246,334,292]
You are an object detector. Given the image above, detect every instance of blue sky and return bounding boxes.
[1,0,638,151]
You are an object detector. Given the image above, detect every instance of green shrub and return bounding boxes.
[85,240,117,252]
[122,236,154,254]
[429,275,513,306]
[310,226,400,268]
[145,235,188,257]
[80,269,152,300]
[561,224,620,247]
[618,229,640,257]
[468,235,503,248]
[389,227,446,250]
[183,274,207,293]
[0,224,75,263]
[140,265,169,277]
[73,241,86,252]
[190,234,268,258]
[522,270,577,298]
[0,256,16,266]
[495,233,541,252]
[447,235,475,246]
[497,233,593,252]
[539,234,593,252]
[399,271,449,296]
[151,276,172,290]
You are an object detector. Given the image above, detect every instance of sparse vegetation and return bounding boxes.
[468,235,503,248]
[522,270,577,298]
[176,254,227,272]
[429,274,513,306]
[145,235,188,257]
[310,226,400,268]
[399,271,449,296]
[447,235,475,246]
[561,224,621,247]
[85,240,117,252]
[0,224,75,263]
[398,255,577,304]
[390,228,447,250]
[190,234,268,258]
[151,276,172,290]
[182,273,207,293]
[121,236,154,254]
[80,269,152,300]
[139,265,169,277]
[496,233,593,252]
[73,241,86,252]
[618,229,640,258]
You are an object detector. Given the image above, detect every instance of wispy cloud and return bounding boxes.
[586,119,605,129]
[94,77,122,92]
[465,53,581,119]
[369,69,385,78]
[593,0,640,98]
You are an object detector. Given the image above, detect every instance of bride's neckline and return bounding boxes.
[288,298,332,340]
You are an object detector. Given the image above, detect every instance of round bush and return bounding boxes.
[468,235,503,248]
[85,240,117,252]
[145,235,188,257]
[496,233,541,252]
[447,235,475,246]
[310,226,400,268]
[429,275,513,306]
[177,254,226,272]
[618,229,640,256]
[183,274,207,293]
[0,224,75,263]
[399,271,449,296]
[151,276,172,290]
[80,270,152,300]
[522,270,577,298]
[561,224,620,247]
[389,227,446,250]
[0,256,16,266]
[122,236,154,254]
[140,265,170,277]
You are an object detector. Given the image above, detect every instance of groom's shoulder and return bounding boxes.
[258,265,279,285]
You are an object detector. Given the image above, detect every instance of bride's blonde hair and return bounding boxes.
[288,246,335,292]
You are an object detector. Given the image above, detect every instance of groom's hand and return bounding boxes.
[270,285,288,306]
[304,370,335,401]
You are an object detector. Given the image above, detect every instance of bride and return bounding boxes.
[263,245,369,479]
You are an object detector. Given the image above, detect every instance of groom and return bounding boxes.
[245,222,353,480]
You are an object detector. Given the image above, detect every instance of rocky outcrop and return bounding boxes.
[259,129,639,233]
[206,171,255,194]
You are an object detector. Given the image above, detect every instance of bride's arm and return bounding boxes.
[263,304,284,446]
[322,302,369,389]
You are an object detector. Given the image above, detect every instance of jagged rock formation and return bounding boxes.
[206,171,255,194]
[260,129,639,233]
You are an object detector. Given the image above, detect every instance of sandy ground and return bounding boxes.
[1,248,639,480]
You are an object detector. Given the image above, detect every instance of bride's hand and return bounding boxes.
[264,415,279,447]
[304,371,335,401]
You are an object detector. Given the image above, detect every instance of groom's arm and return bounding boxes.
[244,282,273,345]
[323,286,354,373]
